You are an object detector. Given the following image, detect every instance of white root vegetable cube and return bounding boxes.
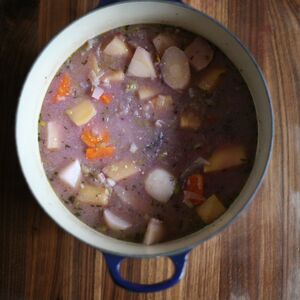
[196,194,226,224]
[66,99,97,126]
[184,37,214,71]
[143,218,166,245]
[102,70,125,83]
[145,168,175,203]
[103,36,129,57]
[180,110,201,130]
[204,144,247,173]
[127,47,156,78]
[151,95,173,111]
[46,121,62,150]
[58,160,81,189]
[152,33,177,56]
[91,86,104,100]
[102,160,140,182]
[161,46,190,90]
[137,86,158,100]
[77,184,110,206]
[103,209,131,231]
[197,66,227,92]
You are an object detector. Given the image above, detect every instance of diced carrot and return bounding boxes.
[86,146,116,160]
[183,191,205,207]
[186,174,204,195]
[53,73,71,103]
[81,129,110,147]
[100,94,112,105]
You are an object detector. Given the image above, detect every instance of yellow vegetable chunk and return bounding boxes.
[197,66,227,92]
[180,110,201,130]
[196,194,226,224]
[103,36,129,57]
[204,144,247,173]
[102,160,140,182]
[137,86,158,101]
[77,185,110,206]
[66,99,97,126]
[151,95,173,111]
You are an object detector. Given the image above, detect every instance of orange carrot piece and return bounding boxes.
[53,73,71,103]
[100,94,112,105]
[86,146,116,160]
[81,129,110,147]
[186,174,204,196]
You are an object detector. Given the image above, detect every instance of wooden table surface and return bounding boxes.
[1,0,299,299]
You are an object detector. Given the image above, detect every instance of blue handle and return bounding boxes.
[97,0,182,8]
[103,250,190,292]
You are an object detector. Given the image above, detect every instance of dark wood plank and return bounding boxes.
[0,0,299,299]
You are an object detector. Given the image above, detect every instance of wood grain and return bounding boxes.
[0,0,299,299]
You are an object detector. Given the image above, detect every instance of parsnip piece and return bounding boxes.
[204,145,247,173]
[66,99,96,126]
[161,46,190,90]
[103,209,131,230]
[143,218,166,245]
[103,36,129,57]
[180,110,201,130]
[127,47,156,78]
[77,184,110,206]
[197,66,227,92]
[102,160,140,182]
[58,160,81,188]
[196,194,226,224]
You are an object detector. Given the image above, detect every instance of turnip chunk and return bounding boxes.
[143,218,166,245]
[102,160,140,182]
[127,47,157,78]
[145,168,175,203]
[103,209,131,231]
[152,33,177,56]
[65,99,96,126]
[46,121,62,150]
[58,160,81,189]
[161,46,190,90]
[91,86,104,100]
[137,86,158,100]
[103,36,129,57]
[77,185,110,206]
[184,37,214,71]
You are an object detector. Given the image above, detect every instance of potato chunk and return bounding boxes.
[197,66,227,92]
[143,218,166,245]
[58,160,81,189]
[151,95,173,111]
[196,194,226,224]
[66,99,97,126]
[103,36,129,57]
[137,86,158,101]
[180,110,201,130]
[127,47,156,78]
[184,37,214,71]
[153,33,177,56]
[204,144,247,173]
[161,46,190,90]
[46,121,62,150]
[77,184,110,206]
[103,209,131,231]
[102,160,140,182]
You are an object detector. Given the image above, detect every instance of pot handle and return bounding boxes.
[97,0,182,8]
[103,250,190,292]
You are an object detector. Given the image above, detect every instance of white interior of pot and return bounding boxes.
[16,1,273,257]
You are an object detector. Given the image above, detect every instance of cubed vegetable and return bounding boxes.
[151,95,173,111]
[65,99,97,126]
[143,218,166,245]
[186,174,204,195]
[58,160,81,188]
[77,184,110,206]
[91,86,104,100]
[127,47,157,78]
[114,185,137,207]
[161,46,190,90]
[204,144,247,173]
[103,36,129,57]
[100,93,112,105]
[137,86,158,100]
[152,33,177,56]
[145,168,175,203]
[88,54,101,75]
[196,194,226,224]
[129,143,138,153]
[184,37,214,71]
[53,73,71,103]
[103,209,131,230]
[46,121,62,150]
[102,70,125,83]
[197,66,227,92]
[102,160,140,182]
[81,129,109,147]
[180,110,201,130]
[86,146,116,160]
[183,191,205,207]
